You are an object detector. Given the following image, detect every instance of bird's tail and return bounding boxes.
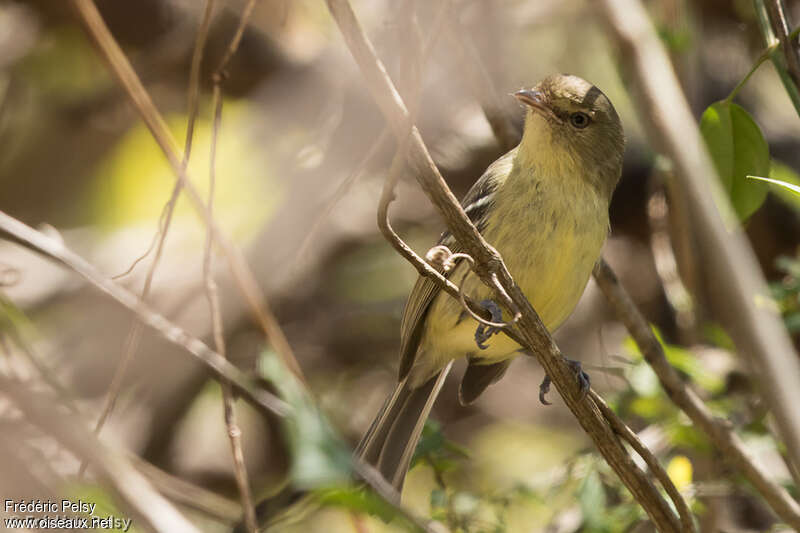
[355,362,453,492]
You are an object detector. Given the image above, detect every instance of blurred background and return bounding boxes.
[2,0,800,531]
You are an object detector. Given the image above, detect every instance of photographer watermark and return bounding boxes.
[3,498,132,531]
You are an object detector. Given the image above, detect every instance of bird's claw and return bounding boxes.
[474,299,503,350]
[538,374,552,405]
[538,358,590,405]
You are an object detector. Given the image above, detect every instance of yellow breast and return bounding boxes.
[410,163,609,386]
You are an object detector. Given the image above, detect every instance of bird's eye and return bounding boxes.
[569,112,590,129]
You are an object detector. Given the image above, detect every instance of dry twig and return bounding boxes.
[129,453,242,525]
[204,2,260,530]
[325,0,681,529]
[590,390,696,532]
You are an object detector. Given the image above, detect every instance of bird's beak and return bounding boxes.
[514,89,559,121]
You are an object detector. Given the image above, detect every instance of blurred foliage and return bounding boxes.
[65,484,142,533]
[258,350,350,489]
[18,26,111,105]
[90,102,278,242]
[771,252,800,334]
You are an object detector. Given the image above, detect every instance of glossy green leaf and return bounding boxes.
[700,101,770,220]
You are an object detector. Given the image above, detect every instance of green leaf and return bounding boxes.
[430,488,447,509]
[625,326,724,394]
[316,486,398,523]
[258,351,351,489]
[579,468,608,530]
[700,101,770,220]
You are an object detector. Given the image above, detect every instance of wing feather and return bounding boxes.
[397,148,517,380]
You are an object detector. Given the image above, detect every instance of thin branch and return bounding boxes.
[294,129,389,264]
[590,390,696,533]
[204,2,260,530]
[646,184,696,339]
[1,300,242,526]
[351,449,444,533]
[443,6,519,150]
[69,0,308,388]
[325,1,681,530]
[0,210,290,418]
[1,377,201,533]
[754,1,800,116]
[593,259,800,529]
[87,0,218,469]
[597,0,800,490]
[763,0,800,89]
[129,453,242,525]
[0,296,80,411]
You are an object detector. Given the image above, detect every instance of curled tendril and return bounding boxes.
[425,245,517,330]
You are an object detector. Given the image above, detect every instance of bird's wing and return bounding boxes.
[397,148,517,380]
[459,358,512,405]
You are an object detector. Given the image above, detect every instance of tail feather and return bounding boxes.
[356,362,453,492]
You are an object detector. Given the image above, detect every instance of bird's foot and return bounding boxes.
[539,358,590,405]
[474,299,503,350]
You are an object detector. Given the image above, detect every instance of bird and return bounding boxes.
[355,73,626,493]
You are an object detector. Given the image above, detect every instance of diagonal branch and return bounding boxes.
[590,389,695,532]
[0,210,290,419]
[325,0,681,530]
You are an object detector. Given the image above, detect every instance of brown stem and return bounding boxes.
[764,0,800,88]
[590,390,696,532]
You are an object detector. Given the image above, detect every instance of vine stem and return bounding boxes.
[726,25,800,104]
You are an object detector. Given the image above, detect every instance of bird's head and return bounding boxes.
[514,74,625,197]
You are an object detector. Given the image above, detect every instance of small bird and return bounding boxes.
[356,74,625,492]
